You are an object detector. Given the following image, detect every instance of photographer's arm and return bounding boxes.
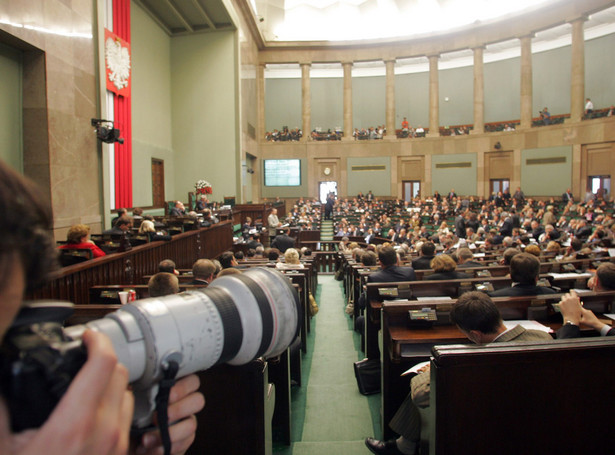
[135,375,205,455]
[1,330,134,455]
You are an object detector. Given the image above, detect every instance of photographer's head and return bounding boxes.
[0,161,57,338]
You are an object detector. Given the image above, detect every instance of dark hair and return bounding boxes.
[451,291,502,334]
[115,216,132,228]
[268,248,280,261]
[421,241,436,256]
[378,246,398,267]
[148,272,179,297]
[219,251,236,269]
[362,251,378,266]
[0,161,58,292]
[234,251,245,260]
[192,258,215,279]
[596,263,615,290]
[158,259,177,273]
[510,253,539,284]
[502,248,520,265]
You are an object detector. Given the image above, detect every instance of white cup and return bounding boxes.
[118,291,129,305]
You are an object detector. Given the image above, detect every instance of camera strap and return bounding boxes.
[155,360,180,455]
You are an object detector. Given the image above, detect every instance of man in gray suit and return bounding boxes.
[365,291,552,455]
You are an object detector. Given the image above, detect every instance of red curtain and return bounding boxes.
[112,0,132,208]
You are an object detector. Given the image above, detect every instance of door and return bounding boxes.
[403,181,420,201]
[152,159,165,207]
[589,175,611,200]
[489,179,509,195]
[319,181,337,203]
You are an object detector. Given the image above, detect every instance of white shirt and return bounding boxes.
[585,100,594,110]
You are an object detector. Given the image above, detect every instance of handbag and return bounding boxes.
[353,358,380,395]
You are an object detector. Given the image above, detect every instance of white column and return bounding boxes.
[300,62,311,141]
[471,47,484,134]
[427,55,440,137]
[569,18,586,123]
[385,59,396,140]
[342,61,353,141]
[519,35,533,129]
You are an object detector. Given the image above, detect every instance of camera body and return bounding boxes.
[0,267,300,431]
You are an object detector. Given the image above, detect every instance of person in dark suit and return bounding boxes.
[365,291,552,455]
[190,258,215,286]
[424,254,471,280]
[500,215,513,237]
[102,216,132,236]
[456,247,482,269]
[411,242,435,270]
[557,263,615,338]
[195,195,209,211]
[529,220,545,241]
[489,253,557,297]
[574,219,593,239]
[368,246,416,283]
[562,188,574,203]
[454,213,466,239]
[325,193,335,220]
[447,188,457,201]
[169,200,186,216]
[271,227,295,253]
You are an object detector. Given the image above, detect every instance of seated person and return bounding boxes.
[455,247,482,268]
[159,258,179,275]
[271,227,295,253]
[216,267,242,278]
[368,246,417,283]
[488,253,557,297]
[0,159,204,455]
[138,219,172,241]
[219,251,238,269]
[276,248,304,269]
[190,258,216,286]
[58,224,106,258]
[148,272,179,297]
[200,209,219,227]
[169,201,186,216]
[411,242,435,270]
[557,263,615,338]
[102,216,132,236]
[195,195,209,211]
[365,291,552,455]
[424,254,471,280]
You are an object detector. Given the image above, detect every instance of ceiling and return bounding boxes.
[133,0,235,36]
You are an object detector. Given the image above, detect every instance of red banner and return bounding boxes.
[104,28,131,98]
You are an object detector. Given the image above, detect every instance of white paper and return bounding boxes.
[416,296,453,302]
[503,320,553,333]
[401,360,430,376]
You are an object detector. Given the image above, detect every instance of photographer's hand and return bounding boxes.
[135,374,205,455]
[0,330,134,455]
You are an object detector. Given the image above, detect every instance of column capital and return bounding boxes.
[299,61,312,67]
[471,45,485,51]
[383,58,397,65]
[427,54,440,60]
[568,15,588,25]
[341,61,353,67]
[517,33,535,41]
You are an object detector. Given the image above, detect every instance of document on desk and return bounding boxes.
[416,296,453,303]
[548,272,593,279]
[503,320,553,333]
[401,360,430,376]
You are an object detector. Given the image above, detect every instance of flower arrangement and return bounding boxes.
[195,180,212,194]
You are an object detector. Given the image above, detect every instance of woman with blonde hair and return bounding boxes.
[276,248,304,269]
[425,254,471,280]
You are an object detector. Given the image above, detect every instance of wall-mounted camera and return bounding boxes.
[247,168,255,174]
[91,118,124,144]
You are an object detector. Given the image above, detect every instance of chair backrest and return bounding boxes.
[59,248,93,267]
[429,338,615,455]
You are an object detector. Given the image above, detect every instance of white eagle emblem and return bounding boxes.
[105,37,131,90]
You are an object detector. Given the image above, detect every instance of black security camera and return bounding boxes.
[91,118,124,145]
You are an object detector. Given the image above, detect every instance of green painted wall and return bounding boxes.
[395,71,429,129]
[352,76,385,129]
[533,45,571,116]
[431,153,477,196]
[347,156,391,196]
[171,30,238,203]
[265,78,301,132]
[521,146,572,196]
[131,2,174,206]
[0,43,22,172]
[312,77,343,131]
[440,65,473,126]
[260,158,308,198]
[485,57,521,123]
[586,33,615,110]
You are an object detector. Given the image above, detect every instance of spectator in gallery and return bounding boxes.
[585,98,594,117]
[401,117,409,131]
[540,107,551,125]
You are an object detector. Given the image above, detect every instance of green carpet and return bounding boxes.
[274,276,379,454]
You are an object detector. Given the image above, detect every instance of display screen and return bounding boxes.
[264,159,301,187]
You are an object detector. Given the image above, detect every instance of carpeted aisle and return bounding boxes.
[277,275,376,454]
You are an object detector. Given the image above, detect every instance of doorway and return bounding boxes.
[402,181,420,201]
[151,159,165,207]
[489,178,510,195]
[319,181,337,203]
[589,175,610,200]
